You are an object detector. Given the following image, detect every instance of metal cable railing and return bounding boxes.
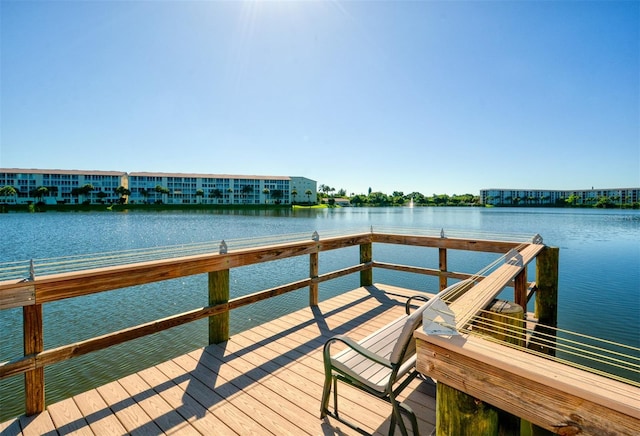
[0,227,539,281]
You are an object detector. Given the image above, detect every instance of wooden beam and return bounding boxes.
[359,242,372,286]
[309,251,318,306]
[0,283,35,310]
[535,246,559,327]
[371,233,524,253]
[23,304,44,415]
[208,269,229,344]
[449,243,544,329]
[439,248,447,291]
[416,333,640,435]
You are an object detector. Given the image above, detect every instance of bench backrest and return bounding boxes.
[390,279,474,365]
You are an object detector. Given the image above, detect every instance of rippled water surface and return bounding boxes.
[1,207,639,420]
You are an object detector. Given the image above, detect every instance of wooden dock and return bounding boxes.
[0,285,437,436]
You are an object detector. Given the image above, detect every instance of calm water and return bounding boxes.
[1,207,639,420]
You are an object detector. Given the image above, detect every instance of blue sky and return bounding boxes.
[1,1,638,196]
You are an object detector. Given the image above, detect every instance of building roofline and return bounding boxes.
[481,187,639,191]
[128,171,290,180]
[1,168,126,176]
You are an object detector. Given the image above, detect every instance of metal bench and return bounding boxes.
[320,280,472,435]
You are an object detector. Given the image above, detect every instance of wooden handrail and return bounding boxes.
[0,231,547,417]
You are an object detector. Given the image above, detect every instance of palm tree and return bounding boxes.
[210,188,223,204]
[96,191,108,204]
[140,188,149,204]
[0,185,17,203]
[262,188,270,204]
[271,189,283,204]
[291,189,298,205]
[305,189,312,204]
[241,185,254,204]
[78,184,94,204]
[155,185,169,204]
[114,186,131,204]
[29,186,48,203]
[195,189,204,204]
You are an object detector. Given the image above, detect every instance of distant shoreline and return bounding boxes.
[1,202,636,213]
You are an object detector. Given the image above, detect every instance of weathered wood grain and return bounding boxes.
[416,332,640,435]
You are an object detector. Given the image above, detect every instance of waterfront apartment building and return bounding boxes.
[480,188,640,206]
[0,169,127,205]
[0,168,317,205]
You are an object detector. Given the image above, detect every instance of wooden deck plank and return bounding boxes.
[46,397,93,435]
[2,286,436,435]
[117,372,201,435]
[196,345,334,435]
[17,411,56,436]
[137,362,236,435]
[172,351,303,436]
[0,418,22,436]
[155,357,262,435]
[96,377,166,435]
[73,389,129,435]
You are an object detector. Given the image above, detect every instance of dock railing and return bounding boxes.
[0,228,542,416]
[1,227,637,434]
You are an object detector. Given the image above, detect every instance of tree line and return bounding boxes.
[317,184,480,207]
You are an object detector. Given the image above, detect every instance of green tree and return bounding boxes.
[195,189,204,204]
[241,185,254,203]
[0,185,18,205]
[262,188,270,204]
[350,194,367,206]
[96,191,108,203]
[210,188,223,203]
[271,189,283,204]
[368,191,390,206]
[79,184,94,204]
[140,188,149,204]
[30,186,48,203]
[114,186,131,204]
[566,194,579,207]
[154,185,169,203]
[291,189,298,205]
[304,189,313,203]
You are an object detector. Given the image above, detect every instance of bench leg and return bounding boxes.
[390,399,419,436]
[320,371,333,418]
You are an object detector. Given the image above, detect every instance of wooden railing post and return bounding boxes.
[535,246,559,328]
[439,248,448,291]
[360,242,372,287]
[24,304,44,415]
[208,269,229,344]
[436,383,498,436]
[310,251,319,306]
[437,300,525,435]
[525,246,560,436]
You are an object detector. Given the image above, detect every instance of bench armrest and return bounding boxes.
[323,334,392,368]
[405,295,429,314]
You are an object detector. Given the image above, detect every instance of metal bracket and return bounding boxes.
[422,297,459,336]
[505,249,523,266]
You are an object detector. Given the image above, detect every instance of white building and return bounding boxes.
[480,188,640,206]
[0,168,127,204]
[0,169,317,205]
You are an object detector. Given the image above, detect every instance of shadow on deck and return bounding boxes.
[1,285,436,435]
